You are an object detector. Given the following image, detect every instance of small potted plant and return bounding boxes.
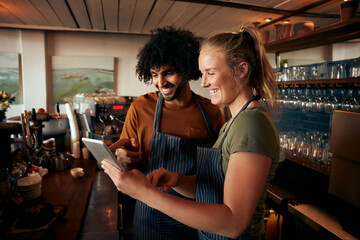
[0,91,16,122]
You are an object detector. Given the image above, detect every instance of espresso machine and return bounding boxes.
[72,93,134,145]
[0,109,51,169]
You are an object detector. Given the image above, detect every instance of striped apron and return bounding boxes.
[196,95,263,240]
[132,93,217,240]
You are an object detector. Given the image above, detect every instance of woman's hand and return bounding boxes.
[101,160,153,201]
[147,168,179,192]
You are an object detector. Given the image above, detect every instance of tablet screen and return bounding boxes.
[82,137,124,170]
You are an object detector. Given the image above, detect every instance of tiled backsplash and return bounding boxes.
[275,108,331,134]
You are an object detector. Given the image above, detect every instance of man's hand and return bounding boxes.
[109,138,142,171]
[108,138,139,152]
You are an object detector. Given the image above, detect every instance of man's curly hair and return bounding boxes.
[136,26,202,84]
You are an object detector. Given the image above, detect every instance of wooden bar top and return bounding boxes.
[41,158,97,240]
[288,203,359,240]
[4,158,97,240]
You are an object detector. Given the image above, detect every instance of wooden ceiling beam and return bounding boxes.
[172,0,339,20]
[259,0,338,28]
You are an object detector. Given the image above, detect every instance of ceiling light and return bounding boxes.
[264,18,272,22]
[282,19,290,24]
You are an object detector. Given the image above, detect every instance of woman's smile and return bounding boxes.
[209,88,219,95]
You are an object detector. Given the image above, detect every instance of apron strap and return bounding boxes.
[193,92,215,138]
[153,92,215,137]
[152,93,163,133]
[218,94,261,148]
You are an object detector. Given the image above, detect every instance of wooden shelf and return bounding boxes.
[276,77,360,88]
[284,154,330,176]
[265,17,360,53]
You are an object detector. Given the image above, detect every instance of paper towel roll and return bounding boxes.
[65,103,80,157]
[65,103,80,142]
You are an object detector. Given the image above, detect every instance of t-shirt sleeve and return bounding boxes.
[225,110,279,161]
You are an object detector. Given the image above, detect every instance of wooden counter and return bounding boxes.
[41,158,97,240]
[266,159,359,240]
[287,203,359,240]
[5,158,97,240]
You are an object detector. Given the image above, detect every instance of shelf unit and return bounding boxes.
[269,18,360,174]
[284,154,330,175]
[266,17,360,240]
[265,16,360,53]
[267,17,360,87]
[276,77,360,88]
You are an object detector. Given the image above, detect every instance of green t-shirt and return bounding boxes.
[213,106,280,236]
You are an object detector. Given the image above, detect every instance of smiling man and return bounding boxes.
[109,26,224,240]
[150,64,188,102]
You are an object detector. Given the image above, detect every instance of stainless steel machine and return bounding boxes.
[72,93,134,145]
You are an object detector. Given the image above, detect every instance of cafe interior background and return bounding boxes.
[0,0,359,118]
[0,0,360,240]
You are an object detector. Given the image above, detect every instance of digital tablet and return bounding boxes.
[82,137,124,171]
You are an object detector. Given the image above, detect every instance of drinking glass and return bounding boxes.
[331,62,344,79]
[298,66,307,80]
[311,64,319,80]
[350,58,360,77]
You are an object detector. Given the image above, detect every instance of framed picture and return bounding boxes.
[0,52,21,104]
[52,56,115,104]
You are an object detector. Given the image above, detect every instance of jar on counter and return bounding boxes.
[60,152,74,169]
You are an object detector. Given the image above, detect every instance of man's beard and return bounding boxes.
[162,79,187,101]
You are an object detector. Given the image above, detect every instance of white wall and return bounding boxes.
[275,41,360,67]
[21,31,47,110]
[0,28,47,118]
[1,28,209,118]
[278,46,330,66]
[332,41,360,61]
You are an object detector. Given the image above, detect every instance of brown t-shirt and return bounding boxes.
[118,91,224,169]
